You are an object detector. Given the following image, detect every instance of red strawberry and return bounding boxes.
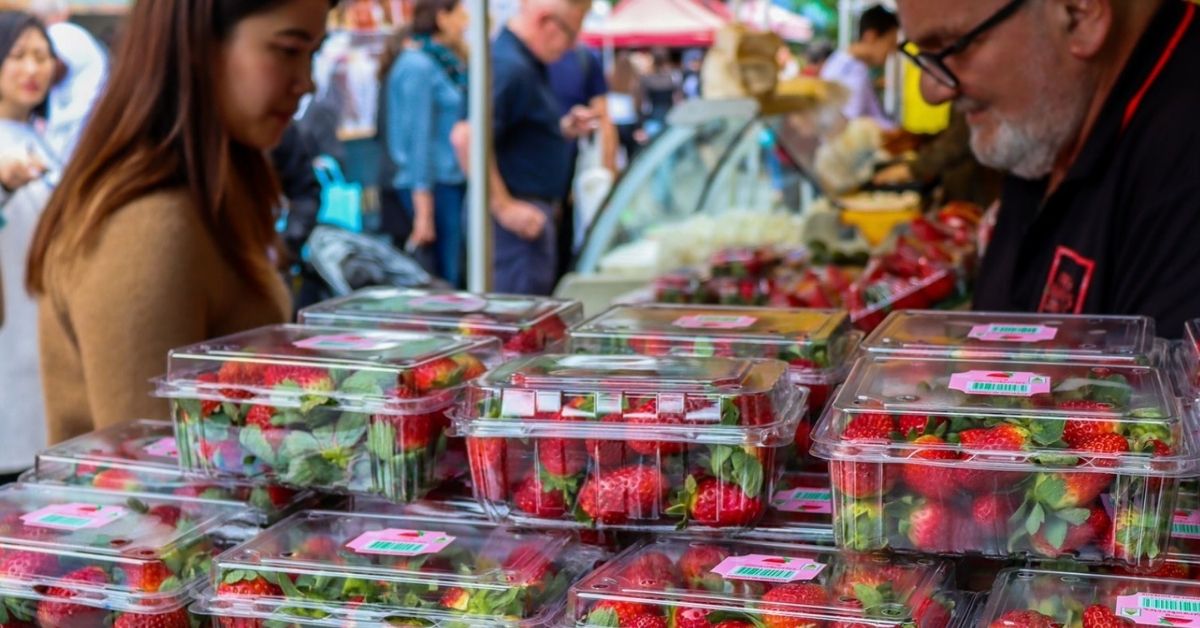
[625,399,687,456]
[577,465,667,525]
[1082,604,1133,628]
[898,499,954,552]
[262,365,333,393]
[672,607,721,628]
[956,425,1030,491]
[113,608,191,628]
[585,414,630,467]
[901,435,960,501]
[688,478,764,527]
[217,575,282,598]
[216,361,262,399]
[627,614,669,628]
[501,541,553,588]
[841,413,894,442]
[1059,400,1120,447]
[620,551,678,591]
[36,566,109,627]
[245,405,275,430]
[148,505,182,528]
[92,469,140,491]
[0,550,57,579]
[536,431,587,477]
[760,583,829,628]
[897,414,945,438]
[195,373,223,416]
[411,358,465,393]
[989,610,1058,628]
[513,475,568,518]
[121,560,171,592]
[378,411,438,453]
[1035,434,1127,510]
[679,544,729,590]
[830,461,895,499]
[1030,504,1110,557]
[971,494,1017,540]
[440,587,470,611]
[466,437,510,502]
[587,601,658,627]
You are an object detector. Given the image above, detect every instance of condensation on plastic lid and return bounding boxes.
[710,554,826,583]
[1115,593,1200,626]
[345,529,456,556]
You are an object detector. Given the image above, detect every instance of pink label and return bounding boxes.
[294,332,407,352]
[710,554,825,583]
[1116,594,1200,626]
[1174,510,1200,540]
[672,314,758,330]
[22,503,128,530]
[771,488,832,514]
[409,294,489,314]
[345,529,455,556]
[143,437,178,459]
[967,323,1059,343]
[948,370,1051,397]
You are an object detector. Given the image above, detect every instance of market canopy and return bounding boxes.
[579,0,731,48]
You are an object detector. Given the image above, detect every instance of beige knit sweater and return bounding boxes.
[38,189,292,444]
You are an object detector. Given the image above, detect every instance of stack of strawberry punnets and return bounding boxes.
[737,471,835,545]
[567,537,970,627]
[567,304,862,470]
[981,567,1200,628]
[0,484,245,628]
[811,356,1195,568]
[298,288,583,357]
[192,511,604,626]
[156,325,500,502]
[453,355,807,531]
[21,419,314,530]
[863,311,1160,366]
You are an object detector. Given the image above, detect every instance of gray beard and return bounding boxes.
[962,82,1090,180]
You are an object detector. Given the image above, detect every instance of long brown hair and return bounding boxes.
[26,0,332,295]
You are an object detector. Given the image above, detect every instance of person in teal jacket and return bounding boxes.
[383,0,468,287]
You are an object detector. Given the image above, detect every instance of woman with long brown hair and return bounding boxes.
[27,0,335,444]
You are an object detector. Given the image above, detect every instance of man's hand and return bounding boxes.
[0,155,46,192]
[560,105,599,140]
[493,198,547,240]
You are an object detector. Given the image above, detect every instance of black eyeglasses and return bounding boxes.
[900,0,1027,89]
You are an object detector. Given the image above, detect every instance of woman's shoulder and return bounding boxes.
[392,49,439,76]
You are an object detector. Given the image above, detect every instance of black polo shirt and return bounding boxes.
[491,27,569,201]
[974,0,1200,338]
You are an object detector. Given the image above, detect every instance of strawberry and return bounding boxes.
[971,494,1017,537]
[830,461,895,499]
[194,373,223,416]
[627,614,669,628]
[1081,604,1133,628]
[620,551,678,591]
[245,405,275,430]
[956,425,1030,492]
[440,587,470,611]
[671,607,721,628]
[536,426,587,477]
[687,478,763,527]
[215,361,261,401]
[36,566,109,628]
[295,536,338,559]
[625,399,687,456]
[217,574,282,598]
[92,468,140,491]
[898,499,954,553]
[0,550,57,580]
[113,608,191,628]
[262,364,333,393]
[577,465,667,525]
[840,413,894,441]
[378,411,437,453]
[513,475,568,518]
[411,357,465,393]
[760,582,829,628]
[713,623,754,628]
[585,414,631,468]
[901,435,961,501]
[466,437,510,502]
[121,560,171,592]
[1030,504,1110,557]
[502,541,553,588]
[587,601,658,627]
[897,414,945,439]
[1033,434,1127,510]
[989,610,1058,628]
[679,544,729,590]
[148,505,182,528]
[1059,400,1120,447]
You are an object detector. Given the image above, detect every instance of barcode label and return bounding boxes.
[21,503,128,530]
[729,566,797,580]
[346,529,455,556]
[366,540,425,553]
[1116,593,1200,626]
[968,324,1058,343]
[711,554,824,583]
[949,371,1050,397]
[967,382,1030,394]
[1175,523,1200,539]
[990,326,1041,334]
[1142,597,1200,613]
[39,514,90,527]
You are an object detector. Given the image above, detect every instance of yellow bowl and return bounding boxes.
[837,192,922,246]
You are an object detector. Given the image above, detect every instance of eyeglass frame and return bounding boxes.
[899,0,1028,90]
[545,12,580,44]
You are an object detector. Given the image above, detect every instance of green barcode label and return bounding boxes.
[792,491,831,501]
[990,325,1040,334]
[1141,597,1200,613]
[1174,523,1200,537]
[967,382,1029,394]
[366,540,425,553]
[38,514,90,528]
[729,566,796,580]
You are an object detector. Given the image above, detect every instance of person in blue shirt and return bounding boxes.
[452,0,594,295]
[383,0,468,287]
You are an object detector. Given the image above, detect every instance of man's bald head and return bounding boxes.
[511,0,592,63]
[896,0,1163,180]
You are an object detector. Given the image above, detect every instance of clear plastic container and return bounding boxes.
[0,484,243,625]
[22,419,315,527]
[452,354,807,530]
[652,270,709,304]
[737,471,834,544]
[567,537,968,628]
[845,265,962,332]
[192,511,604,627]
[1180,320,1200,400]
[863,310,1159,364]
[811,356,1196,568]
[298,288,583,357]
[709,247,781,279]
[981,568,1200,627]
[155,324,501,502]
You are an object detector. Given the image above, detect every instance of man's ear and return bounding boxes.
[1054,0,1114,59]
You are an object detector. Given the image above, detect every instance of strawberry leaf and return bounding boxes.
[1042,518,1068,550]
[1033,475,1066,508]
[1027,420,1065,446]
[854,583,885,611]
[240,425,280,468]
[709,445,734,477]
[587,609,620,627]
[1057,508,1091,526]
[1026,503,1046,537]
[339,371,392,397]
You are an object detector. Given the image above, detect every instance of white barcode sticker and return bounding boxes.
[22,503,128,530]
[345,529,455,556]
[949,371,1051,397]
[710,554,825,583]
[1116,594,1200,626]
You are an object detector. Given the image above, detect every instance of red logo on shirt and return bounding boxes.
[1038,246,1095,314]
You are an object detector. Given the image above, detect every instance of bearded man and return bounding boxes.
[897,0,1200,337]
